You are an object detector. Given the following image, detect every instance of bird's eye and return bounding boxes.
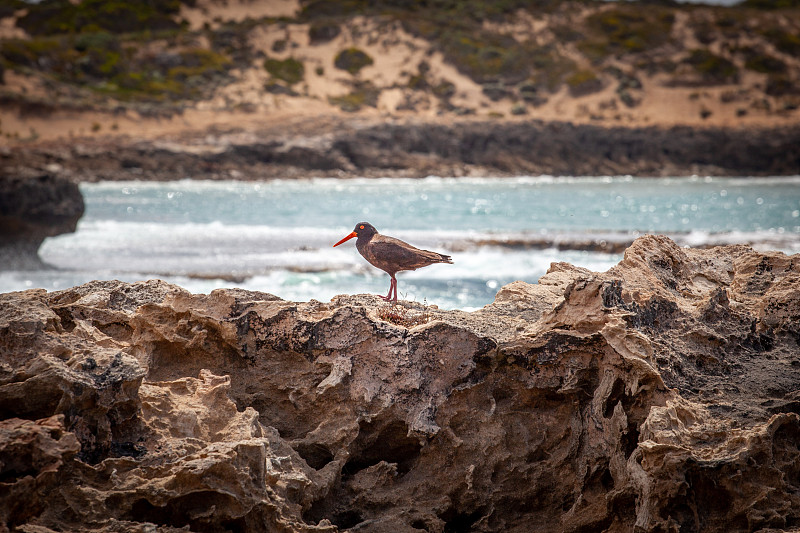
[360,225,364,229]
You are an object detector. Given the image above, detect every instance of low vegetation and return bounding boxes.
[328,81,380,111]
[0,0,798,115]
[684,49,739,84]
[378,301,431,328]
[566,69,603,97]
[1,32,230,102]
[308,22,341,44]
[334,47,374,75]
[583,7,675,57]
[16,0,186,36]
[264,56,305,85]
[761,27,800,56]
[741,47,787,74]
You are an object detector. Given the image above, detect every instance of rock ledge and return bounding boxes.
[1,235,799,532]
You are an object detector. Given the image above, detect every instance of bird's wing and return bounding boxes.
[369,236,449,271]
[367,238,420,269]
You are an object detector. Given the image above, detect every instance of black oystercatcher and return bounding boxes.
[333,222,453,302]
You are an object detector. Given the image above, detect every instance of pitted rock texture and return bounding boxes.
[1,235,799,533]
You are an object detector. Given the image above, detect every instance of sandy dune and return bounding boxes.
[0,0,798,144]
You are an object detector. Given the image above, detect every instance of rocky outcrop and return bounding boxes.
[0,171,84,269]
[326,121,800,177]
[5,120,800,181]
[1,235,799,532]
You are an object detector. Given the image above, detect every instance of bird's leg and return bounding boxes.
[379,276,398,302]
[379,276,394,301]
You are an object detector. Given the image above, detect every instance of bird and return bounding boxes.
[333,222,453,302]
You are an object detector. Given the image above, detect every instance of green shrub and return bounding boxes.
[334,47,374,75]
[765,75,798,96]
[685,49,738,83]
[576,41,610,65]
[550,24,584,43]
[74,31,117,53]
[742,48,786,74]
[167,48,230,81]
[407,72,428,91]
[584,7,674,58]
[388,2,592,86]
[299,0,547,22]
[437,29,530,84]
[309,22,341,44]
[17,0,183,36]
[2,32,230,103]
[328,81,380,111]
[432,80,455,99]
[566,69,603,97]
[482,82,510,101]
[271,39,288,53]
[692,20,717,46]
[510,102,526,115]
[82,49,122,78]
[527,47,578,93]
[264,56,305,85]
[1,37,62,68]
[761,28,800,56]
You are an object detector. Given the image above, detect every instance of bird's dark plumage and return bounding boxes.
[333,222,452,302]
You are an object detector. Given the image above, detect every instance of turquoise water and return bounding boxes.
[81,175,800,233]
[4,176,799,310]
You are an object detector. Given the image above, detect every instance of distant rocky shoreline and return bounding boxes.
[2,117,799,269]
[4,119,800,183]
[4,117,799,268]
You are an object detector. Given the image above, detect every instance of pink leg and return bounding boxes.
[379,283,392,301]
[379,276,398,302]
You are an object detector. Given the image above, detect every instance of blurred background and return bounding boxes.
[1,0,799,309]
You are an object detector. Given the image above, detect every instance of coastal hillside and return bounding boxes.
[1,0,799,142]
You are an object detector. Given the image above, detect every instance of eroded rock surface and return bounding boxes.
[1,236,799,532]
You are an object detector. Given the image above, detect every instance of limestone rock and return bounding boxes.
[0,236,798,532]
[0,415,80,530]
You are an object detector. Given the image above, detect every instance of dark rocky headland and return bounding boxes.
[4,118,800,182]
[0,170,83,269]
[1,235,799,532]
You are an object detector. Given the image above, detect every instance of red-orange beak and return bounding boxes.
[333,231,357,247]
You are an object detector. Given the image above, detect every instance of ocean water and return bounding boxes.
[3,176,800,310]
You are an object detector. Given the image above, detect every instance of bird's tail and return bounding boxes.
[419,249,453,264]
